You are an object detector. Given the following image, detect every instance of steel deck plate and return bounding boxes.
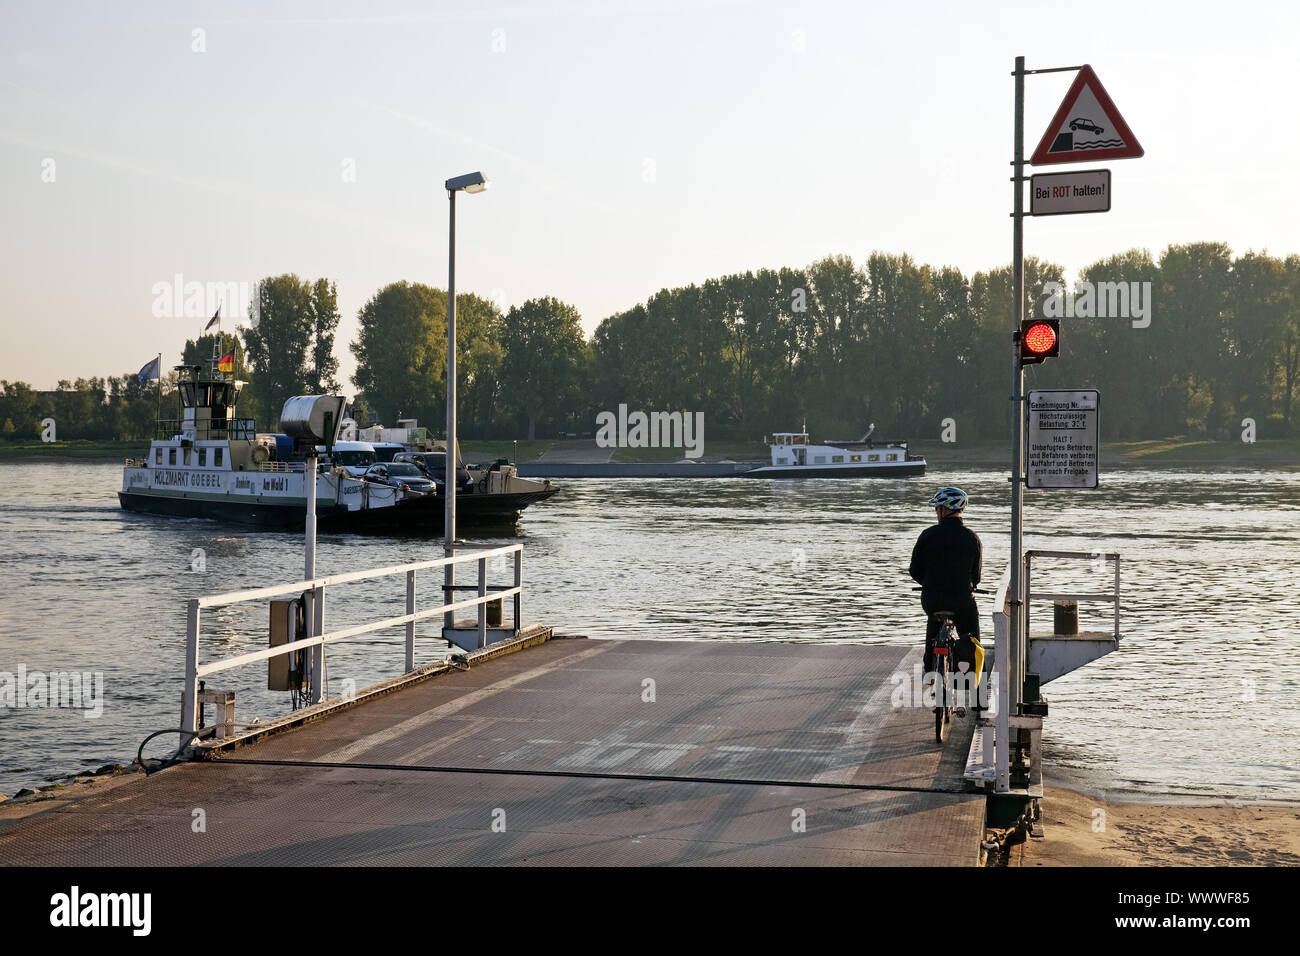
[0,638,986,866]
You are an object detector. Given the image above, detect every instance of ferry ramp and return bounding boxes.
[0,637,986,866]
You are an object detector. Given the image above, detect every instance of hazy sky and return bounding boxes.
[2,0,1297,394]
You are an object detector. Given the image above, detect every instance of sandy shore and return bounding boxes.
[1014,783,1300,866]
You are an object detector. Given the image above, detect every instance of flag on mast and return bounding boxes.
[217,352,234,373]
[138,356,161,383]
[204,306,221,331]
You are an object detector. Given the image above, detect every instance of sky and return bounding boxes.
[2,0,1298,394]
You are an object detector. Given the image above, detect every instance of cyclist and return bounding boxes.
[909,486,982,675]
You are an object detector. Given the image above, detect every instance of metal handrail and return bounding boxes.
[1023,549,1120,640]
[181,544,524,736]
[155,418,257,441]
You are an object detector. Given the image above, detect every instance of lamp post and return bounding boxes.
[444,170,488,629]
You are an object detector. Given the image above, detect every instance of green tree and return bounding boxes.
[241,274,341,427]
[0,381,38,439]
[1280,256,1300,428]
[500,297,586,439]
[1153,242,1233,436]
[1075,249,1160,439]
[351,282,447,427]
[453,292,505,436]
[1228,251,1288,433]
[308,278,341,393]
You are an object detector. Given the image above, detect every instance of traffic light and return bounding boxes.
[1020,319,1059,365]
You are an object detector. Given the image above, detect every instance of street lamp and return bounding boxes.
[444,170,488,628]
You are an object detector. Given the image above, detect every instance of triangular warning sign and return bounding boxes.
[1030,65,1143,165]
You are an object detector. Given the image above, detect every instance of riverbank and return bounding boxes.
[1014,783,1300,866]
[0,439,145,461]
[4,436,1297,467]
[522,437,1300,467]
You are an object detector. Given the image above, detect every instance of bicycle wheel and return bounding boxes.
[934,653,950,744]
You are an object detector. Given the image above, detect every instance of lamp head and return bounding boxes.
[446,171,489,194]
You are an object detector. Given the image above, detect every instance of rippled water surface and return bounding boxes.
[1,461,1297,801]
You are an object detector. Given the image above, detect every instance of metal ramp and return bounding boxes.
[965,550,1121,795]
[0,638,989,867]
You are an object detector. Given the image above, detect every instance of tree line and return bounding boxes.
[4,242,1297,444]
[590,244,1299,442]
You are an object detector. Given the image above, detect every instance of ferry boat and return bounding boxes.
[743,424,926,478]
[118,364,557,532]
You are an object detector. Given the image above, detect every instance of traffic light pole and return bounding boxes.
[1003,58,1086,793]
[1002,55,1027,794]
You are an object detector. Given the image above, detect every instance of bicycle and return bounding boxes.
[927,611,978,744]
[914,586,989,745]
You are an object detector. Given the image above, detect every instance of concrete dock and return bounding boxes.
[0,636,986,866]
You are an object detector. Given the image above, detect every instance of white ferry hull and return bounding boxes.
[743,458,926,478]
[119,469,559,533]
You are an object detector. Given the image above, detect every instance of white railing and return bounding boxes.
[1024,549,1120,640]
[976,552,1121,794]
[180,544,524,737]
[992,566,1010,793]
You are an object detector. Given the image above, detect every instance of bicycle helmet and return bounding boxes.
[928,486,968,512]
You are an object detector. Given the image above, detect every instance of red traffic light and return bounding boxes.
[1023,322,1056,354]
[1020,319,1060,364]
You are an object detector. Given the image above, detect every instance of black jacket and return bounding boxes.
[909,515,982,608]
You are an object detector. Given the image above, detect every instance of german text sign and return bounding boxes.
[1031,169,1111,216]
[1027,389,1100,488]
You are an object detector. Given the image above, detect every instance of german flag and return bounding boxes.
[217,353,234,373]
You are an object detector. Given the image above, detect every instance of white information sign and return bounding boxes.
[1031,169,1111,216]
[1027,389,1100,488]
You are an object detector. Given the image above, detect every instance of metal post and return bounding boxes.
[1009,54,1027,721]
[181,599,201,744]
[310,583,324,704]
[995,623,1009,792]
[305,452,317,581]
[477,557,487,648]
[444,189,457,631]
[1113,555,1121,639]
[304,451,321,702]
[513,547,522,632]
[1024,551,1032,638]
[405,569,416,672]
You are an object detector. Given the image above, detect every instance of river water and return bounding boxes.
[1,461,1296,803]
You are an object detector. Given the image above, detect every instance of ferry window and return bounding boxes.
[198,448,207,467]
[215,448,224,467]
[155,448,162,465]
[183,447,191,466]
[851,455,862,462]
[814,456,826,464]
[831,455,843,463]
[887,454,897,461]
[169,448,176,465]
[868,454,880,462]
